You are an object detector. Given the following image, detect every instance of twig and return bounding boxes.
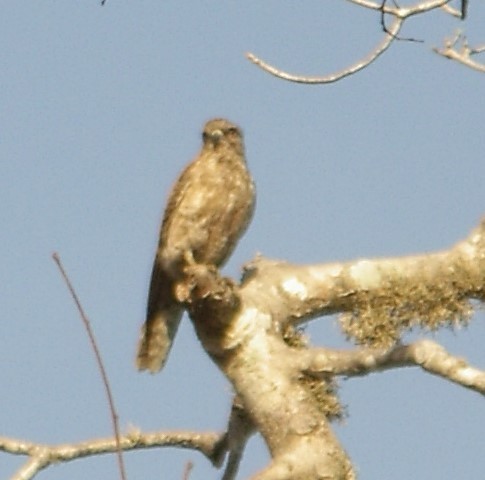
[379,0,424,42]
[52,252,127,480]
[182,461,194,480]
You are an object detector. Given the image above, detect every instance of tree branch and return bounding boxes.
[219,398,256,480]
[246,17,403,84]
[242,218,485,348]
[303,340,485,395]
[180,264,355,479]
[7,220,484,478]
[246,0,478,83]
[434,31,485,73]
[1,430,222,480]
[168,217,484,477]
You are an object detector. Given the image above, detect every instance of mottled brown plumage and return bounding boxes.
[136,119,256,373]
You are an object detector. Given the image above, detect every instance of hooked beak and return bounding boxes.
[210,129,223,144]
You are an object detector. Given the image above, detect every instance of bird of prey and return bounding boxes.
[136,118,256,373]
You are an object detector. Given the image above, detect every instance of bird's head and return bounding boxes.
[202,118,244,154]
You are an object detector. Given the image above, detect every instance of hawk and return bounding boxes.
[136,118,256,373]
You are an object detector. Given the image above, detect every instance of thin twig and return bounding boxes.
[182,461,194,480]
[52,252,127,480]
[379,0,424,42]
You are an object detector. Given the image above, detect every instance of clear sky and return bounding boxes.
[1,2,484,479]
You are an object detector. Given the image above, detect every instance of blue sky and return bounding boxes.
[1,2,484,479]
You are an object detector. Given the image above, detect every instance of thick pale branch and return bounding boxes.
[243,218,485,347]
[303,340,485,395]
[178,218,483,476]
[184,266,355,479]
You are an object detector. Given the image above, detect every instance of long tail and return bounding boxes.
[136,305,183,373]
[136,258,182,373]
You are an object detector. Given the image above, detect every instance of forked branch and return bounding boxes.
[1,430,223,480]
[434,31,485,73]
[246,0,481,83]
[4,220,484,479]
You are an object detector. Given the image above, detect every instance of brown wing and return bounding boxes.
[136,153,210,373]
[201,162,255,266]
[160,150,255,269]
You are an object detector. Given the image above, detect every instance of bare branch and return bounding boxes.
[243,218,485,348]
[1,430,222,480]
[246,0,470,83]
[246,17,403,84]
[219,398,256,480]
[180,264,355,479]
[441,1,467,18]
[13,217,481,478]
[348,0,451,17]
[179,217,482,476]
[304,340,485,395]
[434,32,485,73]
